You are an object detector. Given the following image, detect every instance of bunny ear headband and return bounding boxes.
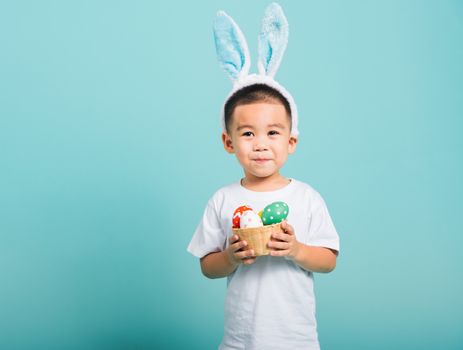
[213,2,299,136]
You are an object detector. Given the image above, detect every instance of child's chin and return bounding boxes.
[250,170,279,178]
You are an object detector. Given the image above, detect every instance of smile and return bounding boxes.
[253,159,271,164]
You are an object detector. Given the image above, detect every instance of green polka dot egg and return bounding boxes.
[261,201,289,225]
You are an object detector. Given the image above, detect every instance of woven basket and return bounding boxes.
[232,223,282,256]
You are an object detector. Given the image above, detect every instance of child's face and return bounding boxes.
[222,102,297,181]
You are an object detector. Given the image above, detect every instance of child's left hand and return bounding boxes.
[268,220,300,259]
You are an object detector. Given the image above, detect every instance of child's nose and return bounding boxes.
[253,142,269,151]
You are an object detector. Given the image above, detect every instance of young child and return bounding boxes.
[187,4,340,349]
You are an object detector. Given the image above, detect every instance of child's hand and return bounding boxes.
[268,220,300,259]
[226,234,257,266]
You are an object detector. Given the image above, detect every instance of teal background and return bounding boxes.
[1,1,462,349]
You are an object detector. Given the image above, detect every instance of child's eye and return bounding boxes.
[268,130,280,136]
[242,131,254,137]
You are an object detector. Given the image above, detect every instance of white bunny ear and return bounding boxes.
[257,3,289,78]
[213,11,251,82]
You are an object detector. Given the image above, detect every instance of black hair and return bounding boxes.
[223,84,292,134]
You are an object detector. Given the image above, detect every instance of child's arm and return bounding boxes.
[200,235,256,279]
[268,220,337,273]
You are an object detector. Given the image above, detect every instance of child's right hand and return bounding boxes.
[226,235,256,266]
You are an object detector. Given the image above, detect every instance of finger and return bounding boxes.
[232,240,248,252]
[236,249,255,260]
[272,232,290,242]
[229,234,239,244]
[281,220,294,235]
[242,257,257,265]
[270,249,290,257]
[268,241,290,250]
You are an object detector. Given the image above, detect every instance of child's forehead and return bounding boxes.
[234,102,287,118]
[232,102,290,127]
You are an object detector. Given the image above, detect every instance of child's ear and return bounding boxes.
[222,132,235,154]
[288,136,298,154]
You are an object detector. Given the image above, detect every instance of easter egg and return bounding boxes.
[232,205,253,228]
[240,210,264,228]
[261,201,289,225]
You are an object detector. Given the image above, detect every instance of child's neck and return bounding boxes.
[241,173,290,192]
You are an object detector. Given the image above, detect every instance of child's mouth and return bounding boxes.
[253,159,270,164]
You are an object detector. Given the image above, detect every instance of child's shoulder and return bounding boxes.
[291,179,322,197]
[292,179,327,202]
[213,180,241,196]
[290,178,315,191]
[203,180,241,205]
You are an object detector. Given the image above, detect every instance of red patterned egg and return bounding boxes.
[232,205,253,228]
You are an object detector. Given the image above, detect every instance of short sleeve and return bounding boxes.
[187,199,227,258]
[307,192,340,253]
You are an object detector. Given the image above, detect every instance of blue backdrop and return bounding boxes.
[1,1,462,349]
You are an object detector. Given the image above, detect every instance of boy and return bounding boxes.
[188,4,339,349]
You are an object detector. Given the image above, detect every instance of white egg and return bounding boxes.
[240,211,264,228]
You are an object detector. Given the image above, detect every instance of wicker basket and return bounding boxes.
[232,223,282,256]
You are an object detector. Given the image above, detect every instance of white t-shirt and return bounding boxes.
[187,179,340,350]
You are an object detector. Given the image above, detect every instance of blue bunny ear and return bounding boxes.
[257,3,289,78]
[213,11,251,82]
